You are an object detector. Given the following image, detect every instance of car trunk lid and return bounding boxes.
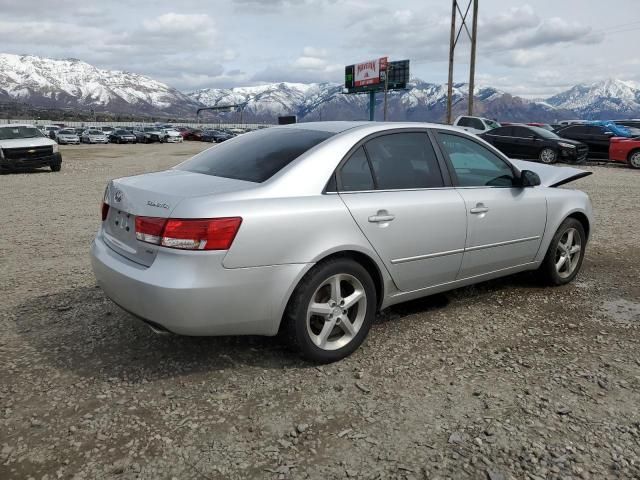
[102,169,255,266]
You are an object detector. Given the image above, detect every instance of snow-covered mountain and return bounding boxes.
[0,54,201,116]
[1,53,639,121]
[546,79,640,119]
[187,79,563,123]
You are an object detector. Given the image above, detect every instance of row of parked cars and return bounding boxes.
[38,124,247,146]
[453,116,640,168]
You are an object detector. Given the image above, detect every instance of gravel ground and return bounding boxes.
[1,143,639,480]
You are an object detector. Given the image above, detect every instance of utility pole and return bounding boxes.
[368,91,375,121]
[468,0,479,116]
[446,1,457,125]
[446,0,479,123]
[383,64,394,121]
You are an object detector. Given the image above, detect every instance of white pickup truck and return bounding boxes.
[453,115,501,135]
[0,124,62,172]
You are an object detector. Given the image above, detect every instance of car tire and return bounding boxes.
[539,148,558,164]
[283,257,376,363]
[50,162,62,172]
[628,150,640,169]
[538,218,586,286]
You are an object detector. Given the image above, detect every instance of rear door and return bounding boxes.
[337,131,467,292]
[483,126,515,157]
[434,131,547,279]
[511,126,539,159]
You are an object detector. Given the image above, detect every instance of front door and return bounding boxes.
[435,131,547,279]
[337,132,467,292]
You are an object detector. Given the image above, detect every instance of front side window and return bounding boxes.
[457,117,472,127]
[340,147,374,191]
[364,133,444,190]
[438,133,516,187]
[177,128,334,183]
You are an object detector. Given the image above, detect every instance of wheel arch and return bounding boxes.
[627,148,640,164]
[566,211,590,241]
[275,248,387,335]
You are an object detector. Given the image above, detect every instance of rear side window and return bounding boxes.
[364,133,444,190]
[512,126,532,137]
[340,147,374,191]
[488,127,513,136]
[177,128,334,183]
[457,117,472,127]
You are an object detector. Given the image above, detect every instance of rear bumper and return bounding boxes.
[0,152,61,169]
[90,233,310,336]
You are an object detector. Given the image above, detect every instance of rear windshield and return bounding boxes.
[0,126,45,140]
[176,128,335,183]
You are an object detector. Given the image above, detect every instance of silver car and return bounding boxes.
[55,128,81,145]
[91,122,593,362]
[81,129,109,144]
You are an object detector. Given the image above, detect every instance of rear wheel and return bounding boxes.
[283,258,376,363]
[539,148,558,164]
[538,218,586,285]
[629,150,640,169]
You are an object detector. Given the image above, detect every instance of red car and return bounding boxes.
[610,137,640,169]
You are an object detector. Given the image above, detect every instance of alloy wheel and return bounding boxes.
[554,227,582,278]
[630,151,640,169]
[306,273,367,351]
[540,148,557,164]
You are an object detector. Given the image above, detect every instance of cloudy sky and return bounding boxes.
[0,0,639,96]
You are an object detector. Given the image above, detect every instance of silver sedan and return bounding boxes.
[91,122,593,362]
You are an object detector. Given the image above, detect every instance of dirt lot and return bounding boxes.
[1,143,639,480]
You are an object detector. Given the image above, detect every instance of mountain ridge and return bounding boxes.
[1,53,639,122]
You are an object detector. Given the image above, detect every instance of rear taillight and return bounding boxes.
[134,217,242,251]
[101,202,109,221]
[135,216,166,244]
[101,188,109,221]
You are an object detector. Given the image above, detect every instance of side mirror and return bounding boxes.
[519,169,541,187]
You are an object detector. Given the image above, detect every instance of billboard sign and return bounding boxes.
[353,57,387,87]
[345,58,408,94]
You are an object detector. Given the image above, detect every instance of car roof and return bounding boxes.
[274,120,464,135]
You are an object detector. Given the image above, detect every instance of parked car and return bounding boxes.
[81,129,109,144]
[163,129,184,143]
[453,116,501,135]
[183,129,204,141]
[201,129,233,143]
[100,126,115,135]
[479,125,588,164]
[55,128,81,145]
[109,129,138,144]
[555,124,616,159]
[73,127,86,137]
[174,127,193,139]
[0,123,62,172]
[609,137,640,168]
[42,125,61,139]
[92,122,593,362]
[129,129,149,143]
[141,127,165,143]
[615,119,640,129]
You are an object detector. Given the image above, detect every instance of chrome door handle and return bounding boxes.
[368,213,395,223]
[470,205,489,214]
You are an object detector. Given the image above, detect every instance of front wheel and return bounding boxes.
[538,218,586,285]
[629,150,640,169]
[50,162,62,172]
[283,258,376,363]
[539,148,558,164]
